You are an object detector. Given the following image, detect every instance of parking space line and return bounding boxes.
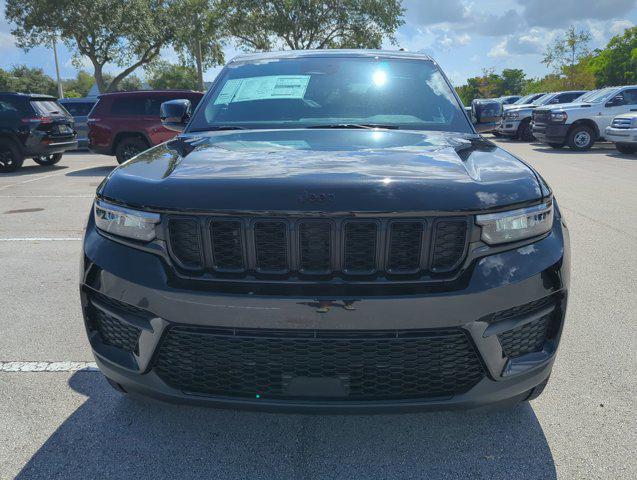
[0,195,93,198]
[0,237,82,241]
[0,167,88,192]
[0,361,98,372]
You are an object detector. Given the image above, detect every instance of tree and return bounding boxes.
[224,0,404,51]
[589,26,637,86]
[542,26,592,89]
[0,65,57,95]
[147,62,199,90]
[5,0,178,93]
[62,71,95,98]
[173,0,225,91]
[500,69,527,95]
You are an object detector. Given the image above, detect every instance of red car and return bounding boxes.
[87,90,203,163]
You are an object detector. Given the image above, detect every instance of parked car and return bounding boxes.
[497,90,587,141]
[533,85,637,150]
[81,49,569,411]
[503,93,547,110]
[605,112,637,154]
[496,95,521,105]
[59,97,96,149]
[0,92,77,172]
[87,90,203,164]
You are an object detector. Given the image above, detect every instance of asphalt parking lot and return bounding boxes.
[0,141,635,479]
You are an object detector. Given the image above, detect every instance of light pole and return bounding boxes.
[52,36,64,99]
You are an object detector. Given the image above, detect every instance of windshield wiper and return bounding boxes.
[190,125,247,132]
[307,123,400,130]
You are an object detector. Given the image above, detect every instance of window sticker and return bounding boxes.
[214,75,311,105]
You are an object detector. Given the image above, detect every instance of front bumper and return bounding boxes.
[495,119,521,136]
[605,126,637,145]
[80,214,570,412]
[532,123,569,144]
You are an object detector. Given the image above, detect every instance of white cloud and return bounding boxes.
[521,0,637,28]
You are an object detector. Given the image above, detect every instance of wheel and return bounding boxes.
[0,140,25,172]
[525,375,551,402]
[33,153,63,166]
[615,143,636,154]
[104,376,127,394]
[115,137,149,164]
[567,125,594,150]
[548,143,564,149]
[517,120,534,141]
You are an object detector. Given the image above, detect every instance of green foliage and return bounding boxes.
[5,0,178,93]
[61,71,94,97]
[542,25,593,89]
[223,0,404,50]
[589,26,637,86]
[147,62,199,90]
[0,65,57,95]
[455,68,529,104]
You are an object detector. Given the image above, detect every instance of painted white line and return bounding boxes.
[0,167,87,192]
[0,237,82,241]
[0,361,98,372]
[0,195,93,198]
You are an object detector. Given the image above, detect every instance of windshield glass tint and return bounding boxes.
[30,100,66,116]
[190,56,471,133]
[582,87,620,103]
[513,94,535,104]
[534,94,555,105]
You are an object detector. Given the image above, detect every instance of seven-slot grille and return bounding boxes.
[167,216,469,277]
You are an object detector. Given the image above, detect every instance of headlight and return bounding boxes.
[476,201,553,245]
[94,199,160,241]
[549,111,568,123]
[505,111,519,119]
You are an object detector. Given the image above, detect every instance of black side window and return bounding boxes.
[0,100,19,114]
[622,89,637,105]
[556,92,583,104]
[63,102,95,116]
[111,98,147,115]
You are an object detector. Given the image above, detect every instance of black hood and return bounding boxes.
[100,129,543,213]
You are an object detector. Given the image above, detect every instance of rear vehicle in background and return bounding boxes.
[59,97,96,149]
[0,93,77,172]
[533,86,637,150]
[87,90,203,164]
[497,95,521,105]
[605,113,637,154]
[497,91,587,141]
[503,93,547,110]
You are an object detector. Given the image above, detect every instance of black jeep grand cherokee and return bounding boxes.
[81,51,569,412]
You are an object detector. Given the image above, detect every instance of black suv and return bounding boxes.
[0,93,77,172]
[81,51,569,412]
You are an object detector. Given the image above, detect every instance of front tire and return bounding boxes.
[0,140,24,172]
[517,120,534,141]
[567,125,595,150]
[33,153,63,166]
[115,137,149,164]
[615,143,636,154]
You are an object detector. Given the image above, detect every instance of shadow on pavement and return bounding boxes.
[65,166,115,177]
[16,372,557,480]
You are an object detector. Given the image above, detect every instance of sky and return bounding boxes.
[0,0,635,87]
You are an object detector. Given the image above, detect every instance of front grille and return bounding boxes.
[167,215,470,278]
[154,327,485,400]
[492,295,555,322]
[431,220,468,271]
[498,315,550,358]
[533,111,549,124]
[611,117,632,129]
[343,221,378,274]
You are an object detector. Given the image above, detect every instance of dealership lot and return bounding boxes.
[0,142,635,479]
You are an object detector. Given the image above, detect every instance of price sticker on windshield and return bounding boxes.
[214,75,311,104]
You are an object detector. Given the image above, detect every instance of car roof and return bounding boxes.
[59,97,97,103]
[0,92,57,100]
[97,90,201,98]
[230,49,433,64]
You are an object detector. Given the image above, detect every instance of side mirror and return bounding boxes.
[606,95,624,107]
[160,99,192,133]
[471,99,503,133]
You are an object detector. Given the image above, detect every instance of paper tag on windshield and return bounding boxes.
[214,75,310,104]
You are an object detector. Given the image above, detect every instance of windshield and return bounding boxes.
[533,94,555,105]
[513,94,538,105]
[190,56,472,133]
[579,87,620,103]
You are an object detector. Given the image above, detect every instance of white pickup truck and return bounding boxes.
[532,85,637,150]
[605,112,637,154]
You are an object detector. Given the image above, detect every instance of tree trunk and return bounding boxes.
[92,63,107,93]
[195,39,204,92]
